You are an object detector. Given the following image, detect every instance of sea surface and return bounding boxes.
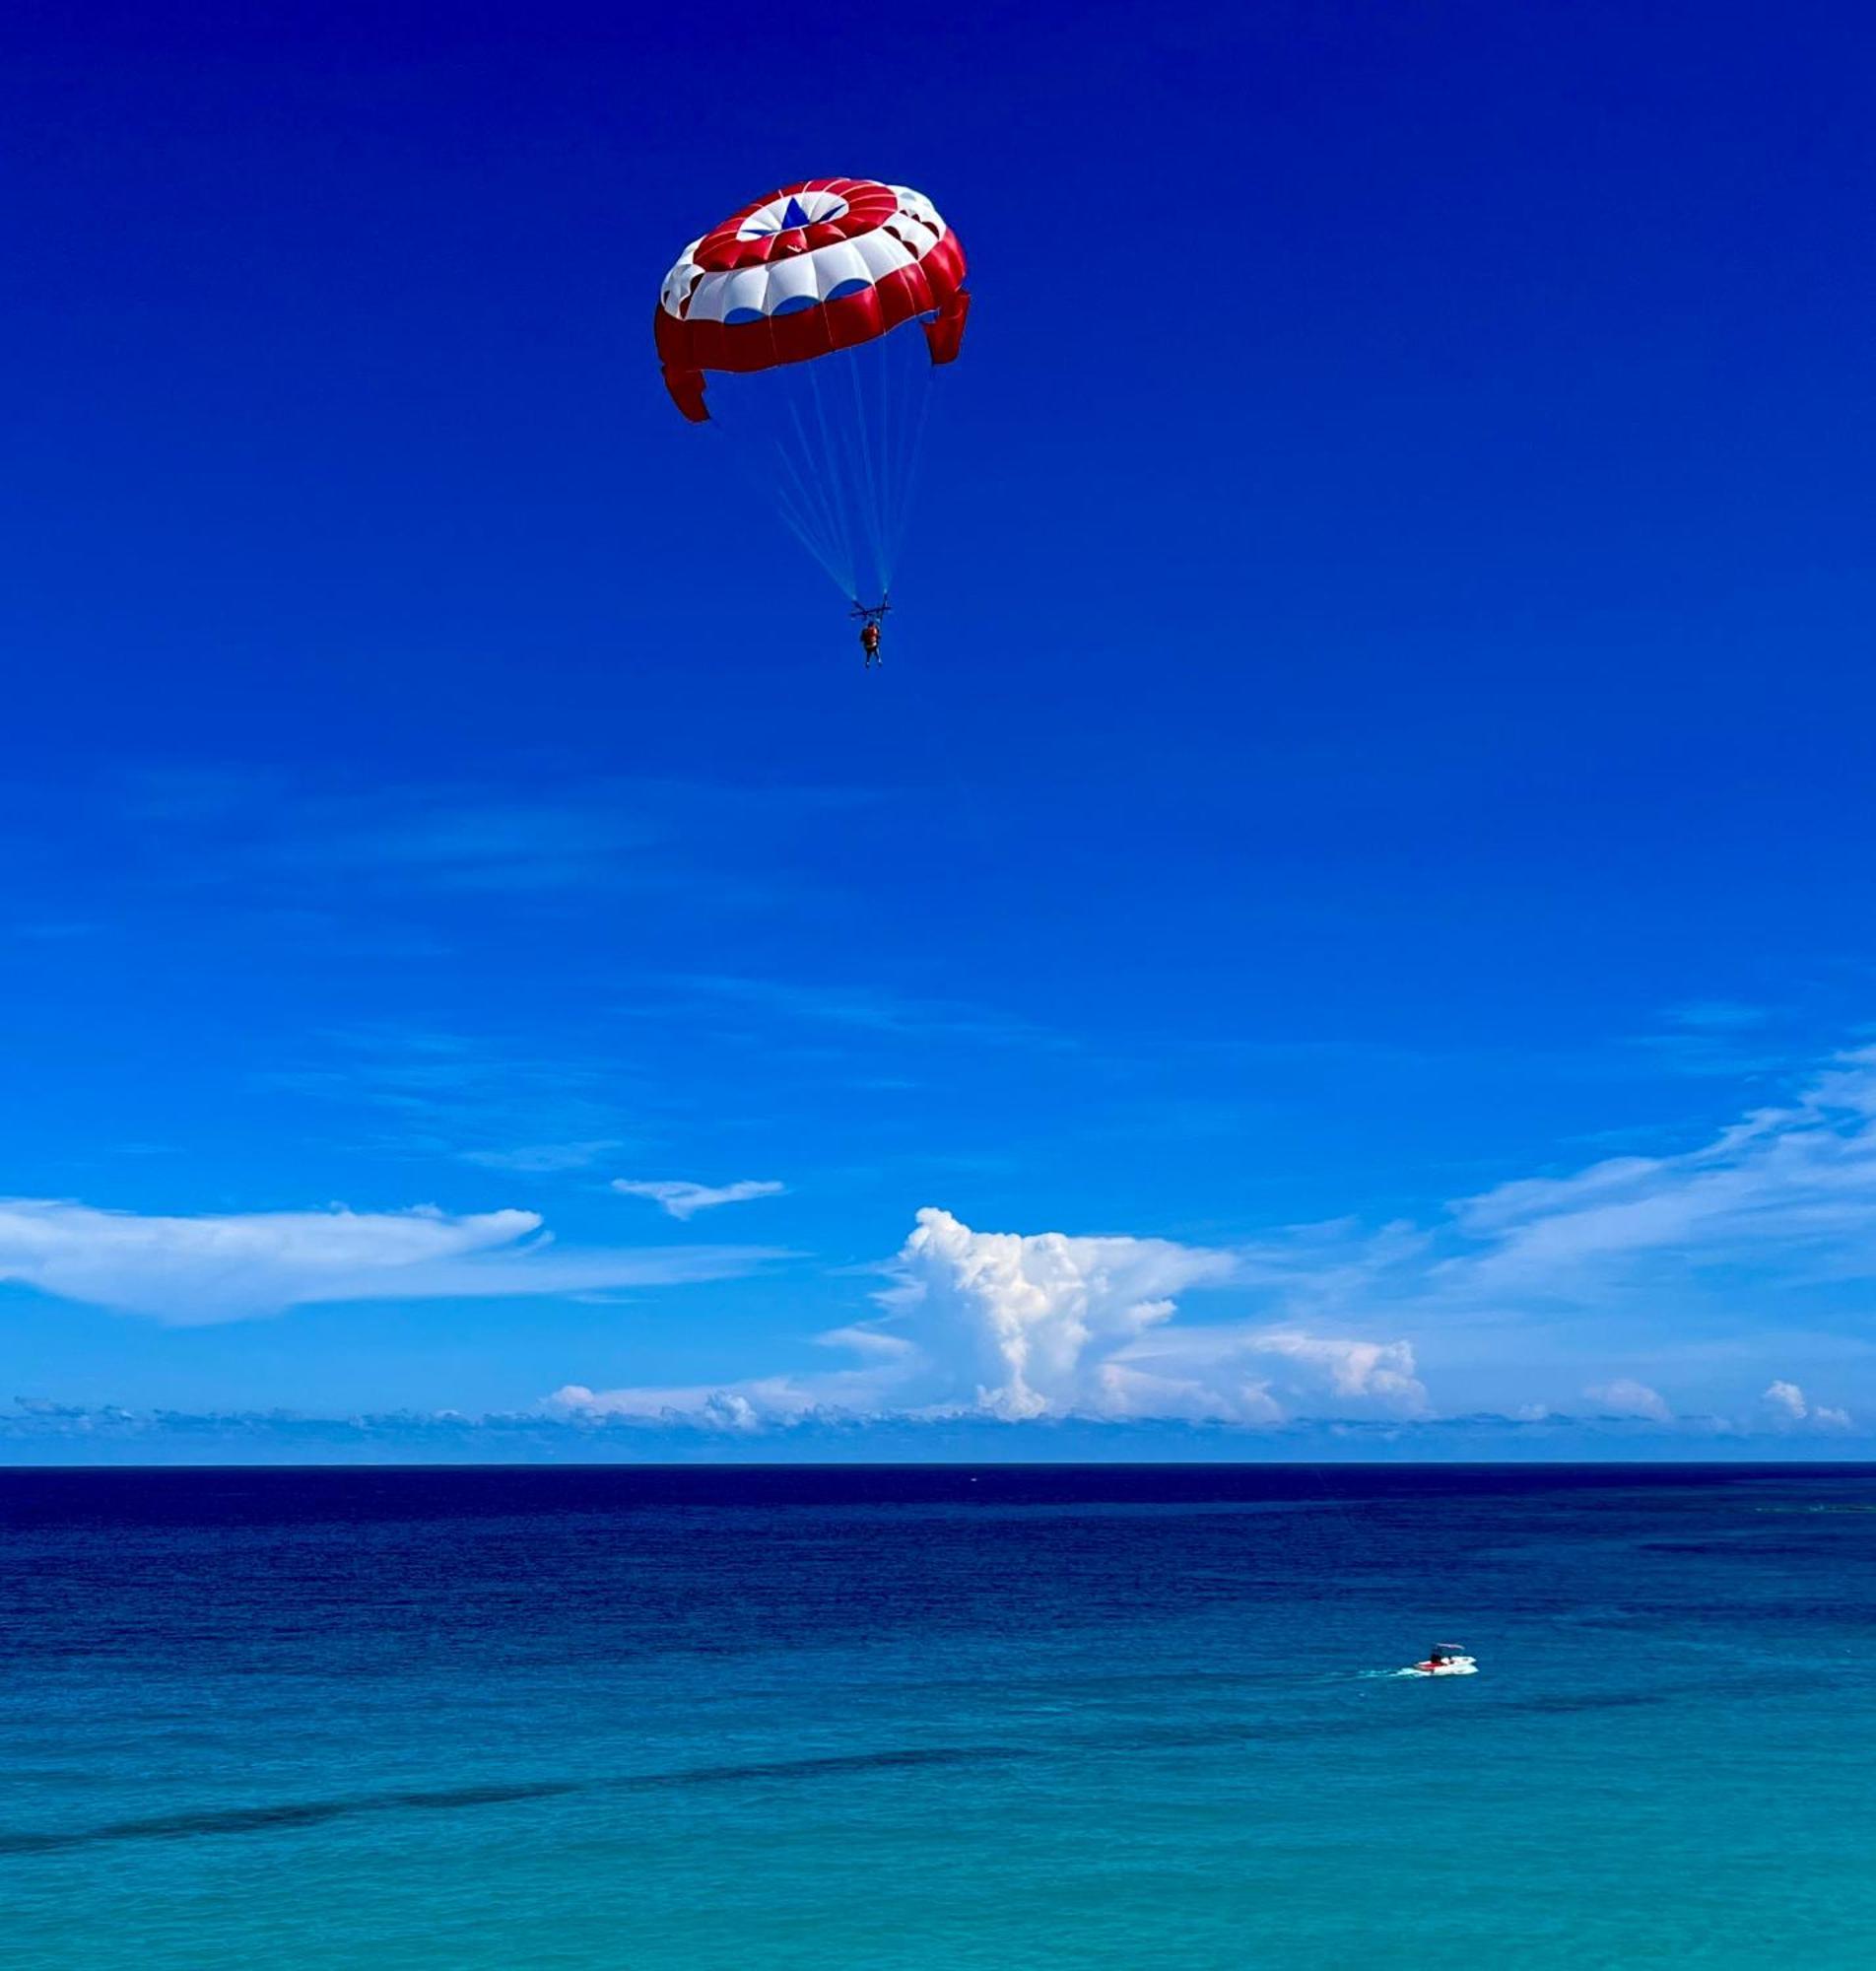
[5,1462,1874,1969]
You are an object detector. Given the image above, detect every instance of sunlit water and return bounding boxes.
[6,1464,1874,1968]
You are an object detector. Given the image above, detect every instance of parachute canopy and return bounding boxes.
[656,178,969,421]
[655,178,970,617]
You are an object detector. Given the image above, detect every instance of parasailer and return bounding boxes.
[854,601,888,667]
[654,177,969,657]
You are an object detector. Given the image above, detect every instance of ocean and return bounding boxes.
[5,1463,1873,1968]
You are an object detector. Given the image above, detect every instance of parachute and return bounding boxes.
[655,178,970,639]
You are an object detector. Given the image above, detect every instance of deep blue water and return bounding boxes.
[6,1463,1875,1968]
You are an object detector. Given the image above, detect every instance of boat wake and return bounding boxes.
[1359,1649,1480,1679]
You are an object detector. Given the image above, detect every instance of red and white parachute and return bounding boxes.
[655,178,971,632]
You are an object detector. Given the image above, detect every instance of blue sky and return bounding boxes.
[3,0,1875,1459]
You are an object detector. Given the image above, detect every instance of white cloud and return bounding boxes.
[1180,1044,1876,1423]
[1664,1001,1772,1033]
[548,1365,888,1430]
[556,1206,1427,1429]
[9,1394,1870,1462]
[612,1178,786,1220]
[681,975,1058,1049]
[549,1386,770,1432]
[556,1044,1876,1434]
[459,1141,623,1174]
[1584,1378,1672,1421]
[1764,1378,1808,1421]
[879,1207,1238,1420]
[132,772,871,902]
[1762,1380,1852,1431]
[1446,1046,1876,1303]
[1240,1330,1427,1406]
[0,1198,777,1325]
[811,1324,917,1360]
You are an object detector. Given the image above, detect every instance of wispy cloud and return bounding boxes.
[261,793,661,895]
[119,769,871,902]
[0,1198,780,1325]
[259,1025,631,1162]
[1624,998,1789,1080]
[681,975,1062,1050]
[1444,1045,1876,1303]
[612,1178,786,1220]
[555,1043,1876,1432]
[12,920,105,943]
[460,1141,624,1175]
[1663,1001,1773,1033]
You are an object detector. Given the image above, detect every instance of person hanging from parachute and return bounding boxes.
[654,178,969,664]
[854,601,888,667]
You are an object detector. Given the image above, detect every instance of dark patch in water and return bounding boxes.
[0,1745,1020,1857]
[641,1744,1015,1790]
[1638,1541,1743,1556]
[1496,1691,1665,1716]
[0,1780,580,1857]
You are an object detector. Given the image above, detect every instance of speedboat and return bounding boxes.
[1410,1645,1478,1676]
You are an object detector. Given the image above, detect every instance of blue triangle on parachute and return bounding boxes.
[781,195,812,230]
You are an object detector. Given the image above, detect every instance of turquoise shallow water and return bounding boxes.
[5,1463,1875,1969]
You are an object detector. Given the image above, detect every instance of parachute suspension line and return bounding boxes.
[770,442,852,593]
[759,428,849,594]
[704,418,851,598]
[777,397,856,594]
[883,353,937,583]
[866,333,895,583]
[843,337,891,607]
[872,328,913,584]
[803,359,868,608]
[686,319,952,621]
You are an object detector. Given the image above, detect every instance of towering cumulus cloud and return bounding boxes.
[553,1207,1428,1429]
[881,1207,1240,1419]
